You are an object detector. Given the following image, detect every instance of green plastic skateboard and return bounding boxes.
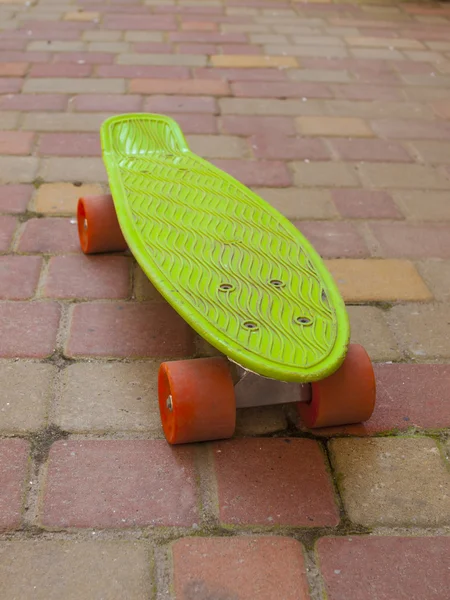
[78,113,375,444]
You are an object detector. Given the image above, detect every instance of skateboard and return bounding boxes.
[77,113,376,444]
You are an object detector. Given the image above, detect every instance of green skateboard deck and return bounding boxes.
[101,114,349,383]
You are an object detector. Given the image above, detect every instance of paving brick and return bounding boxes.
[0,256,42,300]
[372,118,450,140]
[357,163,450,190]
[345,36,424,49]
[212,159,291,187]
[29,64,92,78]
[0,440,29,531]
[98,64,190,79]
[317,536,450,600]
[0,184,32,214]
[44,255,131,300]
[329,437,450,526]
[56,362,162,434]
[393,190,450,220]
[64,10,100,21]
[144,94,217,114]
[170,32,247,44]
[0,215,18,251]
[265,44,348,59]
[220,97,323,116]
[194,67,287,81]
[0,302,60,358]
[235,405,288,436]
[221,115,294,136]
[134,42,174,53]
[326,100,434,120]
[232,81,332,99]
[0,62,28,76]
[213,438,339,526]
[53,52,114,65]
[345,305,401,361]
[0,94,67,111]
[288,68,352,83]
[291,162,360,188]
[83,31,123,42]
[333,83,403,101]
[118,53,207,67]
[130,78,228,96]
[295,221,368,258]
[124,32,166,43]
[408,140,450,164]
[133,265,162,301]
[170,114,218,134]
[0,362,54,432]
[0,156,38,184]
[296,116,374,137]
[0,51,50,63]
[38,157,107,183]
[418,260,450,301]
[251,135,329,160]
[350,48,405,61]
[172,537,310,600]
[0,78,23,94]
[33,183,103,215]
[187,134,248,158]
[210,54,298,68]
[388,303,450,359]
[181,21,218,31]
[66,302,195,358]
[332,189,401,219]
[38,132,101,158]
[104,15,177,31]
[42,440,198,527]
[17,218,80,254]
[431,100,450,119]
[256,188,337,219]
[88,42,131,54]
[370,222,450,258]
[330,139,412,162]
[27,41,86,53]
[23,112,112,132]
[23,78,126,94]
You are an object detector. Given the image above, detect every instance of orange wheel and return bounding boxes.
[298,344,376,428]
[158,357,236,444]
[77,195,128,254]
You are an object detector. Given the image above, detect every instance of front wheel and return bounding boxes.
[77,195,128,254]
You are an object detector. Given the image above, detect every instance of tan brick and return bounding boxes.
[408,140,450,163]
[430,101,450,120]
[388,303,450,359]
[222,24,270,34]
[404,50,445,62]
[210,55,298,68]
[88,42,130,53]
[346,305,401,361]
[393,191,450,220]
[55,362,162,434]
[330,437,450,526]
[0,157,38,184]
[124,32,164,43]
[265,44,348,58]
[325,100,434,120]
[427,42,450,51]
[357,163,450,190]
[436,61,450,75]
[296,116,373,137]
[133,265,162,301]
[33,183,104,215]
[291,162,359,188]
[326,259,432,303]
[255,187,337,219]
[0,362,54,432]
[83,31,122,42]
[130,79,228,96]
[350,48,405,61]
[0,542,152,599]
[118,53,207,67]
[417,260,450,301]
[235,405,287,436]
[186,135,248,158]
[291,36,345,46]
[288,69,352,83]
[38,158,107,183]
[27,41,86,52]
[23,79,125,94]
[0,113,20,131]
[23,113,111,132]
[64,11,99,21]
[249,34,288,44]
[345,37,424,49]
[220,97,322,116]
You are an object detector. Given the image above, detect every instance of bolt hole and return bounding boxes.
[296,316,312,325]
[243,321,258,330]
[270,279,284,287]
[219,283,234,291]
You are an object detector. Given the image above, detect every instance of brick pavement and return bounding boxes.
[0,0,450,598]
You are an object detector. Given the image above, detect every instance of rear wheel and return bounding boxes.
[77,195,128,254]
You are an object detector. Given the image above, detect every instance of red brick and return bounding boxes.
[173,537,310,600]
[71,94,142,112]
[54,52,114,65]
[38,132,101,157]
[317,536,450,600]
[194,67,287,81]
[333,83,403,101]
[131,78,229,96]
[0,41,26,51]
[303,57,391,73]
[0,79,23,94]
[0,51,51,63]
[0,302,60,358]
[213,438,339,526]
[212,159,291,187]
[0,132,34,156]
[155,5,222,14]
[104,15,177,30]
[169,32,246,43]
[66,302,195,358]
[45,255,131,299]
[332,189,401,219]
[232,81,333,99]
[219,44,262,55]
[0,256,42,300]
[372,119,450,140]
[0,94,68,111]
[42,440,198,528]
[144,95,217,114]
[177,43,218,55]
[221,115,294,136]
[0,216,17,251]
[0,185,32,214]
[17,218,80,254]
[133,42,173,54]
[172,114,218,134]
[330,139,412,162]
[353,69,400,85]
[181,21,218,31]
[251,134,329,160]
[0,63,28,77]
[22,20,92,32]
[295,221,369,258]
[97,65,190,79]
[391,60,437,75]
[370,222,450,258]
[29,64,92,78]
[0,440,30,531]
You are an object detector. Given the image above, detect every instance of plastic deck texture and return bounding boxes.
[101,113,349,382]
